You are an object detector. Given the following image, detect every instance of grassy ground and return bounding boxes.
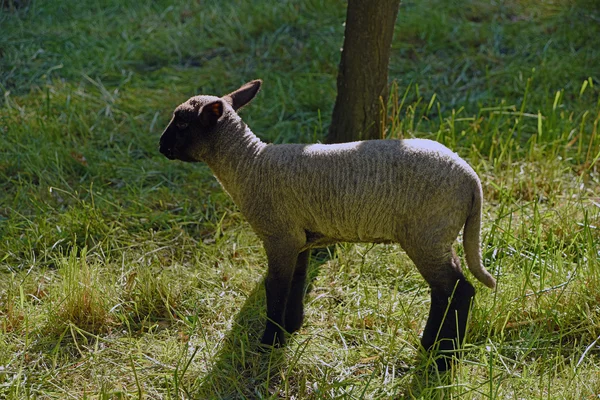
[1,0,599,398]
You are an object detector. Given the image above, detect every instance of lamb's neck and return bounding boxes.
[206,124,266,200]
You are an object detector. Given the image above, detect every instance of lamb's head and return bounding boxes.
[159,79,262,162]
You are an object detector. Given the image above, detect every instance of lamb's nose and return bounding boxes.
[159,145,175,159]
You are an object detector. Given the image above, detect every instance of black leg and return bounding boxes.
[284,250,310,333]
[260,273,290,347]
[260,239,300,348]
[421,278,475,371]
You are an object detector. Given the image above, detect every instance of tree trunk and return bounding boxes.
[327,0,400,143]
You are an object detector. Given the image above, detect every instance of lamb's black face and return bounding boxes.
[159,80,262,162]
[159,108,197,162]
[159,97,224,162]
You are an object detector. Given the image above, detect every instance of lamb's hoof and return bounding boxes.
[431,352,454,372]
[259,328,285,350]
[422,341,460,372]
[284,313,304,334]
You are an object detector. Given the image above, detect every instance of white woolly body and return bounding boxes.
[228,138,474,245]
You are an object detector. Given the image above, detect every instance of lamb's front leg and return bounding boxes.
[260,238,301,347]
[284,250,310,333]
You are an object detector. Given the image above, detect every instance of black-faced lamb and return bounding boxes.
[158,80,496,370]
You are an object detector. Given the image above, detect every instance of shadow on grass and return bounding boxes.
[190,248,333,398]
[191,277,285,398]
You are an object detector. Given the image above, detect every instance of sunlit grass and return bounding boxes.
[1,0,599,398]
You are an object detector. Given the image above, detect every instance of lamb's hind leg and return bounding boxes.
[413,248,475,370]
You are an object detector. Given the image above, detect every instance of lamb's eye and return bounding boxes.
[176,122,189,130]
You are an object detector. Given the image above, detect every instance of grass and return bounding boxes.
[1,0,599,398]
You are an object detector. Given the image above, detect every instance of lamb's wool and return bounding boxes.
[159,80,496,368]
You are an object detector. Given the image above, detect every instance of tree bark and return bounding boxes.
[327,0,400,143]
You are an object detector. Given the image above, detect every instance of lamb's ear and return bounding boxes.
[223,79,262,111]
[199,100,224,127]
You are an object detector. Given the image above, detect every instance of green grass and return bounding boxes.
[1,0,599,398]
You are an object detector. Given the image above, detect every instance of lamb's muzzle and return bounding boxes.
[159,79,496,371]
[159,135,175,159]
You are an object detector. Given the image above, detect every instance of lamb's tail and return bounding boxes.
[463,184,496,289]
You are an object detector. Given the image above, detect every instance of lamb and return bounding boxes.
[159,79,496,370]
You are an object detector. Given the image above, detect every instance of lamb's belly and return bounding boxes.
[302,230,395,251]
[298,182,405,248]
[303,214,398,249]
